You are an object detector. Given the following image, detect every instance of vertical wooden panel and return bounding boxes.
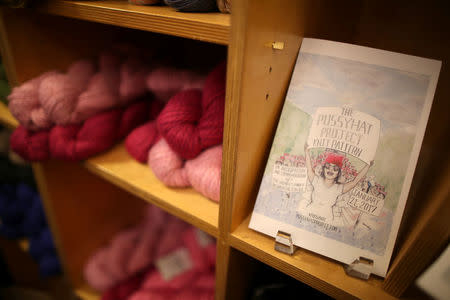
[0,9,129,85]
[34,161,146,286]
[383,159,450,296]
[221,0,361,236]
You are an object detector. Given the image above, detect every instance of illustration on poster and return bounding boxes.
[300,142,374,227]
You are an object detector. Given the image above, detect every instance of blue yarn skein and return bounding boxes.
[164,0,218,12]
[39,254,62,277]
[22,194,47,236]
[0,183,62,278]
[0,183,33,237]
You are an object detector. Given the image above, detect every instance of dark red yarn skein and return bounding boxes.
[156,62,226,160]
[10,100,151,162]
[157,89,203,160]
[125,121,160,163]
[198,62,226,149]
[125,100,165,163]
[10,127,50,161]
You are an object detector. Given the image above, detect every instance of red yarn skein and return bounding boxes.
[125,100,165,163]
[157,89,203,160]
[157,63,226,160]
[49,101,150,161]
[125,121,160,163]
[198,62,226,148]
[10,126,50,161]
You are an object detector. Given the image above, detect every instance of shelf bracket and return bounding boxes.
[264,41,285,50]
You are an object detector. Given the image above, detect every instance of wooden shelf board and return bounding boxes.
[0,101,18,129]
[75,284,100,300]
[84,143,219,238]
[229,215,396,300]
[35,0,230,45]
[0,102,218,236]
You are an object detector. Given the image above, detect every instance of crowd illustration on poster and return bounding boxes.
[249,38,441,277]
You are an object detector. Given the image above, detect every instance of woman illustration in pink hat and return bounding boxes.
[302,143,373,226]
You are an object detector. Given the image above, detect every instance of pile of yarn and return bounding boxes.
[84,204,215,300]
[127,227,215,300]
[126,62,226,202]
[8,49,157,162]
[127,0,219,13]
[164,0,218,12]
[0,183,61,277]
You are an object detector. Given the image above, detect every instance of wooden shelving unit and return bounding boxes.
[230,216,393,300]
[0,101,17,129]
[37,0,230,45]
[85,144,219,237]
[1,1,448,300]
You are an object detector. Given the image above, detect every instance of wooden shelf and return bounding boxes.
[75,285,100,300]
[0,101,18,129]
[0,103,219,237]
[84,143,219,238]
[229,215,396,300]
[35,0,230,45]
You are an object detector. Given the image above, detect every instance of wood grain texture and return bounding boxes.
[0,9,132,84]
[75,285,100,300]
[230,215,395,300]
[223,0,361,235]
[36,0,230,45]
[353,2,450,295]
[85,144,219,238]
[383,159,450,296]
[0,10,19,86]
[33,161,147,286]
[223,0,305,238]
[0,237,41,287]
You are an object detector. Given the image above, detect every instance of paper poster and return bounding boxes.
[249,38,441,277]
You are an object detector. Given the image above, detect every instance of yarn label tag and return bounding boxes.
[195,229,214,248]
[155,247,193,281]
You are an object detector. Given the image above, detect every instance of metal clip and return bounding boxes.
[274,230,296,255]
[344,257,374,280]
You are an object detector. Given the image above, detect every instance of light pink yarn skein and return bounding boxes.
[39,59,96,125]
[185,145,222,203]
[148,138,190,187]
[71,53,122,123]
[8,71,58,130]
[119,57,150,102]
[146,67,205,103]
[125,205,168,275]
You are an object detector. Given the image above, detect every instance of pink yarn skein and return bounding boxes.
[148,138,190,187]
[128,228,216,300]
[38,59,96,125]
[148,139,222,202]
[84,205,190,292]
[71,53,122,123]
[185,145,222,203]
[146,67,205,103]
[8,71,58,130]
[119,57,150,102]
